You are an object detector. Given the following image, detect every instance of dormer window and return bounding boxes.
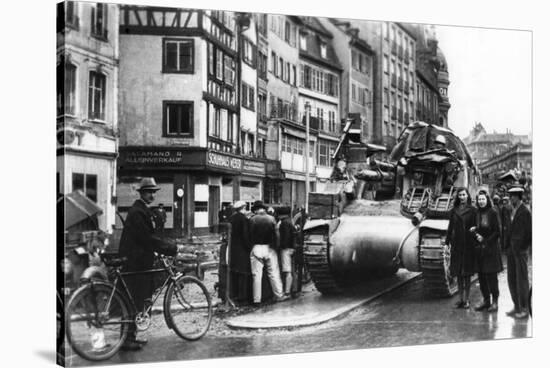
[320,42,327,58]
[300,33,307,50]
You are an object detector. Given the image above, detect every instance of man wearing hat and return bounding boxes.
[228,200,252,304]
[501,186,532,319]
[249,200,287,305]
[118,177,181,350]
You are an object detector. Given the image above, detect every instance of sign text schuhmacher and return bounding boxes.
[207,152,242,170]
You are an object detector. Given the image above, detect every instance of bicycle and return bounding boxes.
[65,252,213,361]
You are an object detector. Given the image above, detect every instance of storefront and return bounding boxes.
[239,158,266,210]
[117,147,242,237]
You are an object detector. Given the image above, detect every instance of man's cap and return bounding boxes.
[233,200,246,210]
[251,200,266,212]
[492,194,501,200]
[508,186,525,194]
[137,177,160,192]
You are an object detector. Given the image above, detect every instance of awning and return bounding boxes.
[61,190,103,229]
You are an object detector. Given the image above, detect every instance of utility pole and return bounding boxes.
[305,101,311,213]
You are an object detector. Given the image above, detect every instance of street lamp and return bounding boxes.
[305,101,311,213]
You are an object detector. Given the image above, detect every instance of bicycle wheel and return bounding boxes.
[164,275,212,341]
[66,282,131,361]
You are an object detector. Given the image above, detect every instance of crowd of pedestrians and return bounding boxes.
[446,185,531,319]
[225,200,297,306]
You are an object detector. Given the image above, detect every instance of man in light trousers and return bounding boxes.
[249,200,288,305]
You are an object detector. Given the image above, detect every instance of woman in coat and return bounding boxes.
[471,190,503,312]
[445,187,477,309]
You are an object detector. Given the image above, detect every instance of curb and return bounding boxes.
[226,272,421,330]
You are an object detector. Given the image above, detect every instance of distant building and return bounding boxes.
[477,142,532,190]
[463,122,530,165]
[56,1,119,232]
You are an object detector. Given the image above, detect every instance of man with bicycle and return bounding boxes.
[118,177,183,351]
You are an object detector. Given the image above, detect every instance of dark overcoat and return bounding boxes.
[228,211,251,274]
[475,207,503,273]
[446,205,477,277]
[119,199,177,271]
[503,203,532,253]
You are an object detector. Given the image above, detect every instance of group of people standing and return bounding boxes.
[446,185,531,319]
[226,200,296,306]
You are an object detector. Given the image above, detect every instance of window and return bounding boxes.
[88,71,106,121]
[257,14,267,36]
[72,173,97,202]
[320,43,327,58]
[300,33,307,50]
[258,92,267,119]
[271,51,277,75]
[351,83,357,102]
[384,54,389,74]
[57,63,77,116]
[242,83,255,111]
[163,39,194,73]
[317,108,324,130]
[284,21,291,43]
[383,22,388,40]
[258,51,267,80]
[292,65,297,86]
[278,57,284,79]
[224,55,235,86]
[91,3,108,39]
[163,101,193,137]
[66,1,79,29]
[328,111,336,132]
[285,62,290,83]
[242,38,256,67]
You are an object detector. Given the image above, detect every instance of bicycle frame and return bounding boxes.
[85,254,187,331]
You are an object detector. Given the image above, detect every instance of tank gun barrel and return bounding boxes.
[355,168,394,182]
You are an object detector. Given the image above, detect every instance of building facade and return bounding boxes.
[56,1,119,232]
[264,15,314,208]
[320,18,374,145]
[344,21,417,150]
[117,7,258,235]
[297,17,342,193]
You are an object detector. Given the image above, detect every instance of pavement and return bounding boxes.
[225,269,421,329]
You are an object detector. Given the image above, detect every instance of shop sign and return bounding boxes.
[242,159,266,175]
[207,152,242,171]
[122,150,185,166]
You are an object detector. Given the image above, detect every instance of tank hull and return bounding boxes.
[329,214,419,278]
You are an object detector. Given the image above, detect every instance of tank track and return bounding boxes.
[419,232,457,297]
[303,232,342,295]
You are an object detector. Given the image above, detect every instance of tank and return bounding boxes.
[303,121,481,296]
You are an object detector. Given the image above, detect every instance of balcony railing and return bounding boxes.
[391,74,397,87]
[397,77,403,91]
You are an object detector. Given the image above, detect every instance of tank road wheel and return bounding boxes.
[420,234,457,297]
[303,230,342,295]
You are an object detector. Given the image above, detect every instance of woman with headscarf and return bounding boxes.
[471,190,503,312]
[445,187,477,309]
